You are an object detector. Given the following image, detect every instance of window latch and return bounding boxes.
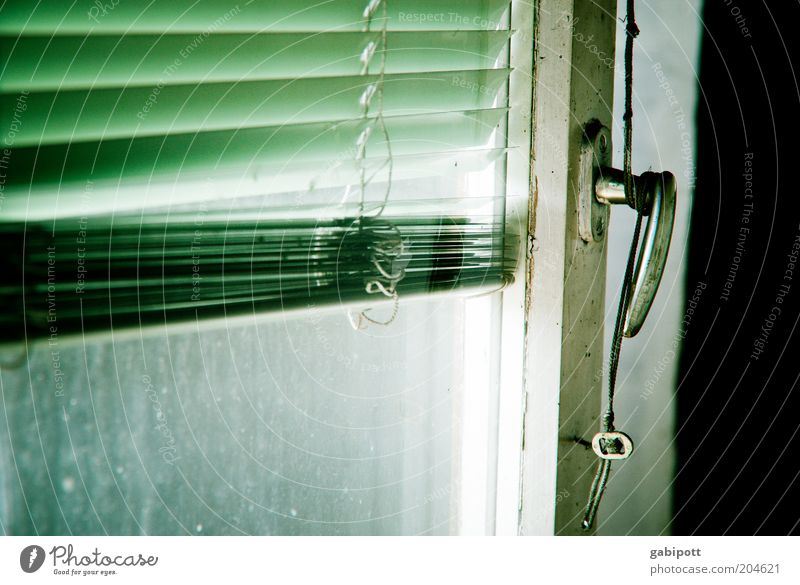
[578,123,678,337]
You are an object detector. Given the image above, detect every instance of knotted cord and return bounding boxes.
[348,0,404,329]
[581,0,642,531]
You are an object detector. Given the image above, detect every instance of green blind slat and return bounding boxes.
[5,108,506,188]
[0,32,510,92]
[3,69,509,147]
[0,0,510,34]
[0,148,506,221]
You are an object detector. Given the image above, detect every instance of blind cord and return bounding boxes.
[349,0,404,329]
[581,0,642,531]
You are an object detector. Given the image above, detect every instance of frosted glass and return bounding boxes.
[0,298,485,535]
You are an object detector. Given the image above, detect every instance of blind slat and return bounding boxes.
[3,69,510,147]
[0,148,507,221]
[5,108,506,189]
[0,31,510,92]
[0,0,511,34]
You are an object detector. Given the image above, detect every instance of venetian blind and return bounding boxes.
[0,0,515,340]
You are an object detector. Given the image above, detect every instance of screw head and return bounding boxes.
[598,133,608,153]
[594,214,605,238]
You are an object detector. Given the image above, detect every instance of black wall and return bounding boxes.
[675,1,800,535]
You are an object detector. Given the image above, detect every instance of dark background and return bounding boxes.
[675,1,800,535]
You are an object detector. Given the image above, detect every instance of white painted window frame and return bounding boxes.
[491,0,617,536]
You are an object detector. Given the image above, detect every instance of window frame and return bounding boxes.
[494,0,617,536]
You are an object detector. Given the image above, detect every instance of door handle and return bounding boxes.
[596,168,677,336]
[578,123,677,337]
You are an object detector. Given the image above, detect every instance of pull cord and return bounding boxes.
[581,0,642,531]
[346,0,404,330]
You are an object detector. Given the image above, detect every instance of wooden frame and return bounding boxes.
[514,0,617,536]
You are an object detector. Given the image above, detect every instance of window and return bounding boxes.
[0,0,535,535]
[0,0,618,536]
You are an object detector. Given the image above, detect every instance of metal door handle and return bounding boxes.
[595,168,677,337]
[578,123,677,338]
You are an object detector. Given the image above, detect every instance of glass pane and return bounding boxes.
[0,293,500,535]
[0,0,512,536]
